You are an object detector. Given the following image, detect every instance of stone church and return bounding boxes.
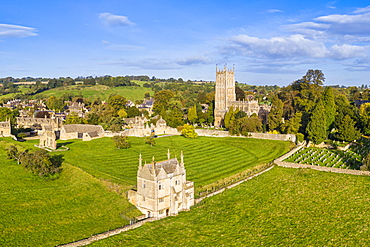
[129,151,194,218]
[214,66,271,127]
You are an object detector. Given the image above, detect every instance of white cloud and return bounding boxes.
[353,5,370,14]
[266,9,282,14]
[229,34,327,59]
[329,44,366,59]
[99,13,136,27]
[0,24,37,38]
[177,56,209,66]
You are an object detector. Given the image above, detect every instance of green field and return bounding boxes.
[91,166,370,246]
[0,139,140,247]
[59,136,291,190]
[0,136,290,246]
[34,84,152,102]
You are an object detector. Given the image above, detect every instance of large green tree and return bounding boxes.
[187,104,198,124]
[224,107,236,129]
[306,101,327,144]
[268,96,284,132]
[335,115,361,142]
[322,87,336,131]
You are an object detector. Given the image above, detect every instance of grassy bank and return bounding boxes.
[91,166,370,246]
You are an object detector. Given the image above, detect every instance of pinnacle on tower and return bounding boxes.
[180,151,184,167]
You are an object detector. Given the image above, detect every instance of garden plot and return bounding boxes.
[284,146,364,170]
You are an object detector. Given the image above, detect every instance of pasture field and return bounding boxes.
[59,136,291,193]
[91,166,370,246]
[34,84,152,102]
[0,139,140,247]
[0,136,290,246]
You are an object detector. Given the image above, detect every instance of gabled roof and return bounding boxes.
[62,124,104,134]
[138,158,185,179]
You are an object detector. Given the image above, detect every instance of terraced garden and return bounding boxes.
[284,138,370,170]
[91,166,370,246]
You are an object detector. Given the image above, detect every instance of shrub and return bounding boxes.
[181,124,198,138]
[112,136,131,149]
[296,133,304,143]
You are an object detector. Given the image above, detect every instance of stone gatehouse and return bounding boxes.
[129,151,194,218]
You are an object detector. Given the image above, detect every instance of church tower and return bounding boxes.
[214,65,236,127]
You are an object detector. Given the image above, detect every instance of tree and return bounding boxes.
[117,109,128,118]
[19,149,62,177]
[187,104,198,124]
[65,112,86,124]
[359,103,370,135]
[145,136,156,146]
[108,95,127,111]
[281,112,302,134]
[153,90,175,115]
[322,87,336,131]
[235,110,247,119]
[302,69,325,86]
[235,86,245,101]
[306,101,327,144]
[335,115,361,142]
[268,96,284,132]
[126,106,141,118]
[229,116,263,136]
[112,136,131,149]
[224,107,235,129]
[181,124,198,138]
[46,96,64,112]
[361,153,370,171]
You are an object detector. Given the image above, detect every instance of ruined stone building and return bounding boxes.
[0,119,11,137]
[129,151,194,218]
[214,66,270,127]
[39,125,57,150]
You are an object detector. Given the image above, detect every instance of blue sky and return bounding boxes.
[1,0,370,86]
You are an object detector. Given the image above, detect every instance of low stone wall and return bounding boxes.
[195,129,296,142]
[249,133,296,143]
[276,161,370,176]
[194,165,274,204]
[58,217,161,247]
[195,129,231,137]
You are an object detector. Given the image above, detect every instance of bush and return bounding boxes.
[296,133,304,143]
[181,124,198,138]
[112,136,131,149]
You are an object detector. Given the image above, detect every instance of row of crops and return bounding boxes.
[284,138,370,170]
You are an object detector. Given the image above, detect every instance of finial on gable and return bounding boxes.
[180,150,184,167]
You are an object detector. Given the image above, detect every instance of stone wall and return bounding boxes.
[195,129,296,142]
[58,217,161,247]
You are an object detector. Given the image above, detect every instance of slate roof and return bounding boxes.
[144,158,184,176]
[62,124,103,134]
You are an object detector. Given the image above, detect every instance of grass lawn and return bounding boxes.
[0,139,140,247]
[90,166,370,246]
[60,136,291,191]
[0,136,290,246]
[34,84,152,102]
